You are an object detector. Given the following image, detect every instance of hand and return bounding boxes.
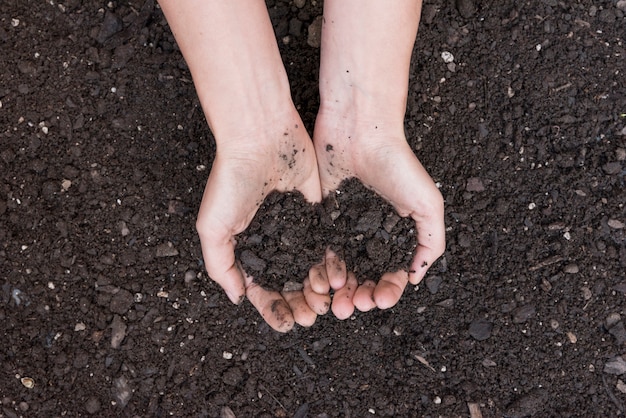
[303,0,444,317]
[157,0,328,332]
[196,114,322,332]
[308,109,446,318]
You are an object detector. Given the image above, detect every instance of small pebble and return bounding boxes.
[566,331,577,344]
[482,358,497,367]
[469,318,493,341]
[441,51,454,63]
[119,221,130,236]
[112,376,132,407]
[222,366,243,386]
[602,162,622,175]
[604,357,626,375]
[307,16,323,48]
[110,315,127,349]
[608,219,625,229]
[512,304,536,324]
[608,321,626,345]
[156,242,178,258]
[563,264,579,274]
[581,286,592,301]
[436,298,455,308]
[505,389,546,418]
[109,289,133,314]
[455,0,475,18]
[85,397,101,415]
[239,250,266,272]
[293,403,309,418]
[617,380,626,394]
[221,406,237,418]
[184,270,196,284]
[606,313,622,328]
[424,276,443,294]
[20,377,34,389]
[466,177,485,192]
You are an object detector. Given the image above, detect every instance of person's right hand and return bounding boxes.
[196,113,322,332]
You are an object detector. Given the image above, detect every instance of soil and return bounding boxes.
[237,178,416,291]
[1,0,626,417]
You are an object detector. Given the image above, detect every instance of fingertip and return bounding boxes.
[373,271,409,310]
[331,272,357,320]
[308,264,331,294]
[353,280,377,312]
[282,290,318,328]
[303,278,331,315]
[246,283,295,333]
[325,248,347,290]
[331,300,355,320]
[268,298,296,333]
[225,290,245,305]
[211,267,246,305]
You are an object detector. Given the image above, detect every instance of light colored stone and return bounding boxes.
[604,357,626,375]
[307,16,323,48]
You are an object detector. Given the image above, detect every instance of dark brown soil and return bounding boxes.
[237,178,415,291]
[2,0,626,417]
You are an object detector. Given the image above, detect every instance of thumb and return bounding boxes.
[199,233,246,305]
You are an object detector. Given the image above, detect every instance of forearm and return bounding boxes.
[158,0,294,141]
[319,0,422,123]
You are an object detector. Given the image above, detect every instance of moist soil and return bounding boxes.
[1,0,626,417]
[237,178,416,291]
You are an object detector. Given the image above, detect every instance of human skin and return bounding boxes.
[157,0,322,332]
[157,0,445,330]
[304,0,446,318]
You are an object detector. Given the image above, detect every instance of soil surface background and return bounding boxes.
[1,0,626,417]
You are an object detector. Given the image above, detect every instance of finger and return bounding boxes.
[325,248,347,290]
[308,262,331,294]
[408,201,446,285]
[199,234,246,305]
[353,280,377,312]
[331,272,358,320]
[282,290,317,327]
[244,273,294,333]
[303,277,331,315]
[374,271,409,310]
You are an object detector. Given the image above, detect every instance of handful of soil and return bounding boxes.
[236,178,416,291]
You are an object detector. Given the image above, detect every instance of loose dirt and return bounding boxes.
[1,0,625,416]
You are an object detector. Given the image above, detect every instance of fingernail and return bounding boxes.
[226,291,243,305]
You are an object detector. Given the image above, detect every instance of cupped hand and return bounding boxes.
[308,110,445,318]
[196,116,322,332]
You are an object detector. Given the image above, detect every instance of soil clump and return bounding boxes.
[237,178,415,290]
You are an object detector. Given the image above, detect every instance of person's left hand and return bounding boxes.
[303,109,446,318]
